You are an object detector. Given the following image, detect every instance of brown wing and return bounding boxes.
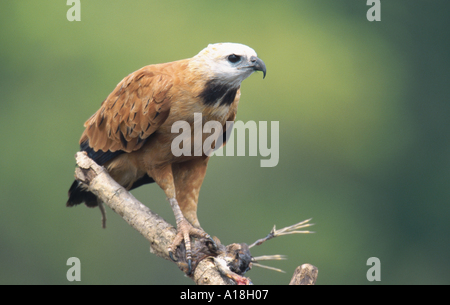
[80,65,174,153]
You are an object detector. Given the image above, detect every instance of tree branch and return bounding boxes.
[73,151,317,285]
[289,264,318,285]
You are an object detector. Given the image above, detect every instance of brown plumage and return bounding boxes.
[67,43,266,273]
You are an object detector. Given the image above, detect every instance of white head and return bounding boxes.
[191,43,266,87]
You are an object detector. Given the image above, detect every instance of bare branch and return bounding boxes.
[249,218,314,249]
[74,152,230,284]
[73,151,318,285]
[289,264,318,285]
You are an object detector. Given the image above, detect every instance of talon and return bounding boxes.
[168,198,213,275]
[187,259,192,275]
[168,216,212,275]
[207,236,217,249]
[169,250,178,262]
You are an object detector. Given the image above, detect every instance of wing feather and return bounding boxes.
[80,65,175,153]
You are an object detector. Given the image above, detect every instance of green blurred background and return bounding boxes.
[1,0,449,285]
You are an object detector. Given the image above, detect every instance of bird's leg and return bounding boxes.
[167,197,212,274]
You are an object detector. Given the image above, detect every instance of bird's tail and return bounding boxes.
[67,174,155,208]
[66,180,99,208]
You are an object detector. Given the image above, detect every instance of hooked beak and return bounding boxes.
[249,56,267,79]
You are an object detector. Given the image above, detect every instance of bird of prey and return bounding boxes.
[67,43,266,272]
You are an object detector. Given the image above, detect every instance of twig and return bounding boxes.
[249,218,314,248]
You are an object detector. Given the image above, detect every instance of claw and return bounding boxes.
[169,250,178,262]
[207,235,217,249]
[187,259,192,275]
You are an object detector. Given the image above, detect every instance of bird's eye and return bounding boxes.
[227,54,241,63]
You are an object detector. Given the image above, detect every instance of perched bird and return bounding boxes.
[67,43,266,272]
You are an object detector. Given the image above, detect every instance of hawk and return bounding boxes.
[67,43,266,273]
